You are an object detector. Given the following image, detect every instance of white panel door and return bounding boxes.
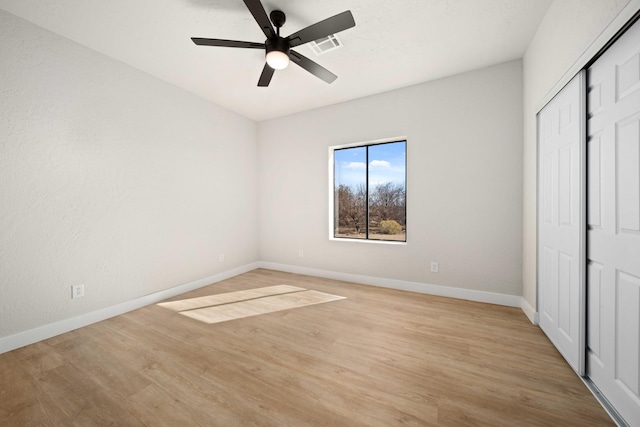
[538,72,586,375]
[587,17,640,426]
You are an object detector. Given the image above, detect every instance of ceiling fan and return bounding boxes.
[191,0,356,87]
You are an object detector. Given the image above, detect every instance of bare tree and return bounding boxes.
[369,182,405,227]
[335,184,366,234]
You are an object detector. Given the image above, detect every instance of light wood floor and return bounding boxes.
[0,269,614,426]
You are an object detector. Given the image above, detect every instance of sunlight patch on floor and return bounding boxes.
[157,285,345,324]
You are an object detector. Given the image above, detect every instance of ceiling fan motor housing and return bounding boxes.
[266,37,290,56]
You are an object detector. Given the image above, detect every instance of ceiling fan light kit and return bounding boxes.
[265,37,290,69]
[191,0,355,87]
[266,50,289,69]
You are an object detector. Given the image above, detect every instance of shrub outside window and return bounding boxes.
[331,139,406,242]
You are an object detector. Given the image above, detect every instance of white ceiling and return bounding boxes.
[0,0,552,121]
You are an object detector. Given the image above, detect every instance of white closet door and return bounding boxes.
[587,17,640,426]
[537,72,586,375]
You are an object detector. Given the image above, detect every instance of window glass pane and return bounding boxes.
[334,146,367,239]
[367,141,406,241]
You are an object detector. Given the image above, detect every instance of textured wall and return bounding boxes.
[258,61,523,296]
[0,10,258,338]
[521,0,631,312]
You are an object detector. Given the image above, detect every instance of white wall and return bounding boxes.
[521,0,632,316]
[0,10,259,338]
[258,61,523,297]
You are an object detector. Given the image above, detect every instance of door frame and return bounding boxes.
[534,2,640,114]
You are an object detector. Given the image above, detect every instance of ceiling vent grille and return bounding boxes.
[308,34,342,55]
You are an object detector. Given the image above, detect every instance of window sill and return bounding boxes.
[329,237,407,245]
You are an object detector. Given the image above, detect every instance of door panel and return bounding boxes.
[586,261,603,364]
[618,114,640,233]
[537,72,586,375]
[588,133,603,227]
[616,271,640,396]
[587,16,640,426]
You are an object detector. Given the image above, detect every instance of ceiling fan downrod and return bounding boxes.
[270,10,286,35]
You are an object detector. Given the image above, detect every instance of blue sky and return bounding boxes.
[334,141,406,188]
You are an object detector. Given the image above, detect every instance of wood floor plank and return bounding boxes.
[0,269,615,426]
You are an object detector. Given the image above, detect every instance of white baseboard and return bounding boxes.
[0,262,260,355]
[258,261,522,308]
[520,297,539,325]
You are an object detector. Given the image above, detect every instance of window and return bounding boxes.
[331,139,406,242]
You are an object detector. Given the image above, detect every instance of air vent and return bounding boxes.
[308,34,342,55]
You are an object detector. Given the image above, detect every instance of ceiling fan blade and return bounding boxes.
[258,63,275,87]
[289,50,337,84]
[192,38,265,49]
[242,0,276,40]
[286,11,355,48]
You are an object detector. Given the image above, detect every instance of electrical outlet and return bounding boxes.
[430,261,439,273]
[71,284,84,299]
[298,249,304,258]
[219,253,225,262]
